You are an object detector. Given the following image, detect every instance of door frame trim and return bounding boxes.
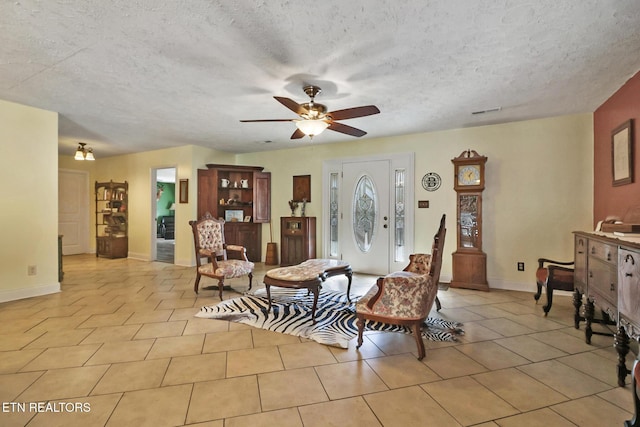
[151,166,177,262]
[322,152,415,273]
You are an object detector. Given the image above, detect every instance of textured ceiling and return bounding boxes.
[2,1,640,158]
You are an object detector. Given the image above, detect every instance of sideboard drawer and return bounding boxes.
[589,240,617,264]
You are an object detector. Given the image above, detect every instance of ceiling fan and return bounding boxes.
[240,85,380,139]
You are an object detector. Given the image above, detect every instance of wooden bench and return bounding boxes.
[263,259,353,323]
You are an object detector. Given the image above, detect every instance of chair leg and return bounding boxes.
[194,274,202,294]
[534,280,543,302]
[247,272,253,291]
[217,279,224,300]
[543,284,554,316]
[435,296,442,311]
[356,316,365,349]
[413,322,426,360]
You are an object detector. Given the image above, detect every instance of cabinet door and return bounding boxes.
[197,169,217,219]
[619,248,640,327]
[253,172,271,223]
[225,223,261,262]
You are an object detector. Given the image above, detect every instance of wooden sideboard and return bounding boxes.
[574,231,640,386]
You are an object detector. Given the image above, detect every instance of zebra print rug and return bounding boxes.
[196,288,464,348]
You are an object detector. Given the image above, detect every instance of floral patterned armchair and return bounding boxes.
[356,214,445,360]
[189,212,254,299]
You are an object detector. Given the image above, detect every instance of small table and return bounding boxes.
[263,259,352,323]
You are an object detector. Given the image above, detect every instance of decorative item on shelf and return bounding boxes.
[300,198,307,217]
[74,142,95,161]
[288,200,299,216]
[221,178,230,188]
[241,179,249,188]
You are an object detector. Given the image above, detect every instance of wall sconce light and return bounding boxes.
[74,142,95,161]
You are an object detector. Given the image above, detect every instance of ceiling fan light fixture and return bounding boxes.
[295,119,329,138]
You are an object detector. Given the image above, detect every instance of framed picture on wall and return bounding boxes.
[612,119,634,186]
[293,175,311,202]
[179,179,189,203]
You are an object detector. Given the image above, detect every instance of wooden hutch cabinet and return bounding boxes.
[280,216,316,266]
[197,164,270,262]
[95,180,128,258]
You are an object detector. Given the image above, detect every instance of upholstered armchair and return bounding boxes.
[356,214,445,360]
[533,258,574,316]
[189,212,254,299]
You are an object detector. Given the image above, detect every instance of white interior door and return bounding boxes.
[341,160,390,275]
[58,169,90,255]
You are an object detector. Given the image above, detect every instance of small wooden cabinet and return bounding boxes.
[197,164,270,262]
[281,217,316,266]
[95,180,128,258]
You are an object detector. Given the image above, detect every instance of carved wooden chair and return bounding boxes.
[189,212,254,299]
[533,258,574,316]
[356,214,446,360]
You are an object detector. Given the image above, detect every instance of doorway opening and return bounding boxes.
[154,167,176,263]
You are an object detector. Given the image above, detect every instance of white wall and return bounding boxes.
[238,113,594,292]
[0,99,59,302]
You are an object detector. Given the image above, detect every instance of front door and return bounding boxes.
[341,160,390,275]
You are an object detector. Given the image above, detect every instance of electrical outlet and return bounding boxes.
[28,265,37,276]
[517,262,525,272]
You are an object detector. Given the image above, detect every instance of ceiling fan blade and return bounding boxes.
[328,105,380,121]
[274,97,309,116]
[327,121,367,137]
[290,128,305,139]
[239,119,295,122]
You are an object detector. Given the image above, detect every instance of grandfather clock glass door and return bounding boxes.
[341,160,390,275]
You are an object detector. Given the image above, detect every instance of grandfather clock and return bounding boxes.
[450,150,489,291]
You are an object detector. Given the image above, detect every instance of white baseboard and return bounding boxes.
[175,258,195,267]
[0,283,60,303]
[127,252,149,261]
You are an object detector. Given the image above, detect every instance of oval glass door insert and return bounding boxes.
[353,175,377,252]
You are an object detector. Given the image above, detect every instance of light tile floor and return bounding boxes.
[0,254,636,426]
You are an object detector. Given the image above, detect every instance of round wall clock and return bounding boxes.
[421,172,442,191]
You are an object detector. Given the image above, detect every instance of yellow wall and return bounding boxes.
[60,145,235,266]
[239,113,594,291]
[55,113,593,294]
[0,99,59,302]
